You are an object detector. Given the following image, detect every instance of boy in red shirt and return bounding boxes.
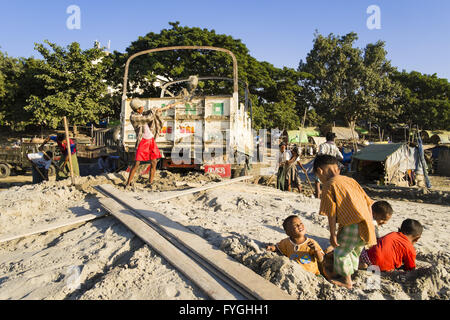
[359,219,423,271]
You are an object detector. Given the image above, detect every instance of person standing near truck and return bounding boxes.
[40,133,80,181]
[126,98,183,188]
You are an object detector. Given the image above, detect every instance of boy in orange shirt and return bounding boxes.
[314,155,377,289]
[266,215,325,276]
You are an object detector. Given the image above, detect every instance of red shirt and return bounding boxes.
[367,232,416,271]
[50,136,77,155]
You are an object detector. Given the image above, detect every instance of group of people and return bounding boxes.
[27,100,423,291]
[26,97,179,186]
[276,131,345,198]
[267,154,423,289]
[276,142,304,193]
[27,133,80,184]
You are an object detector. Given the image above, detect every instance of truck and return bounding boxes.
[0,141,58,178]
[118,46,254,178]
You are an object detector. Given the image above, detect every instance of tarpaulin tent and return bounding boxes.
[332,127,359,141]
[288,127,321,144]
[432,145,450,176]
[355,127,369,135]
[352,143,425,186]
[309,136,327,146]
[431,133,450,145]
[288,130,308,144]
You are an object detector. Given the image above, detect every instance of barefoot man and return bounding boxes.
[125,98,178,188]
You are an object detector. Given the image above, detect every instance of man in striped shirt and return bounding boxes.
[314,154,376,289]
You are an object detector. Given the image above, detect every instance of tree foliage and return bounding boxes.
[298,32,403,130]
[24,40,112,129]
[107,22,304,130]
[1,26,448,134]
[393,70,450,130]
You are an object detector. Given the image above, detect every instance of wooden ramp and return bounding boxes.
[96,184,294,300]
[99,197,242,300]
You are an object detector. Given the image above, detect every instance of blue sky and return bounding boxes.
[0,0,449,79]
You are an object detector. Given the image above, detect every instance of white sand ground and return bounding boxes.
[0,172,448,300]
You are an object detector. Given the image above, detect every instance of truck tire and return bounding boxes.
[0,163,11,178]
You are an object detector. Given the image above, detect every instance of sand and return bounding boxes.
[0,171,449,300]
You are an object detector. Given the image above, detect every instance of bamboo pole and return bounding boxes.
[63,117,75,185]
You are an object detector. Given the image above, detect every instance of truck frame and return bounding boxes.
[118,46,254,177]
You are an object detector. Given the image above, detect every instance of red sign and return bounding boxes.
[204,164,231,178]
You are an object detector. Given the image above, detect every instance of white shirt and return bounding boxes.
[318,142,343,160]
[278,150,292,166]
[373,220,380,238]
[142,123,154,140]
[28,152,52,170]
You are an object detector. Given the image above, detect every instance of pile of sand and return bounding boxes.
[0,172,449,300]
[220,235,450,300]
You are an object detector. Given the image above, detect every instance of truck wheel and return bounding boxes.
[0,163,11,178]
[48,164,56,177]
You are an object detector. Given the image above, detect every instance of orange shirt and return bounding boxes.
[276,237,324,275]
[319,175,377,247]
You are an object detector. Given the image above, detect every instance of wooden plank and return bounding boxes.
[145,175,252,203]
[99,197,240,300]
[1,177,251,245]
[97,184,294,300]
[0,213,106,244]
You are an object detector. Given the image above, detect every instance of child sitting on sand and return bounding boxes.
[266,215,325,276]
[314,154,377,289]
[359,219,422,271]
[372,201,393,238]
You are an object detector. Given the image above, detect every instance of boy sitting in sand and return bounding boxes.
[372,201,393,238]
[266,215,325,276]
[314,155,377,289]
[359,219,422,271]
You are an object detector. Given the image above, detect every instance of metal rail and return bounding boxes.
[122,46,239,99]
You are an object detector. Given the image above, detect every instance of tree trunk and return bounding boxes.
[349,121,357,152]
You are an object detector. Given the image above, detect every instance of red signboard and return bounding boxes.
[204,164,231,178]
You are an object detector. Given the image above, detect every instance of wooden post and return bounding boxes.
[349,121,357,152]
[63,117,76,185]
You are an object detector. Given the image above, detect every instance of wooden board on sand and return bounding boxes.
[96,184,294,300]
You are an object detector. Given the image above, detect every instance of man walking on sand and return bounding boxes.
[125,98,178,188]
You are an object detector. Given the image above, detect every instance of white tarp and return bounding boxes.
[384,144,424,184]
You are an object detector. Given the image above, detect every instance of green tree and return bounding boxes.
[298,32,402,131]
[0,51,24,128]
[25,40,112,129]
[392,70,450,130]
[107,22,303,130]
